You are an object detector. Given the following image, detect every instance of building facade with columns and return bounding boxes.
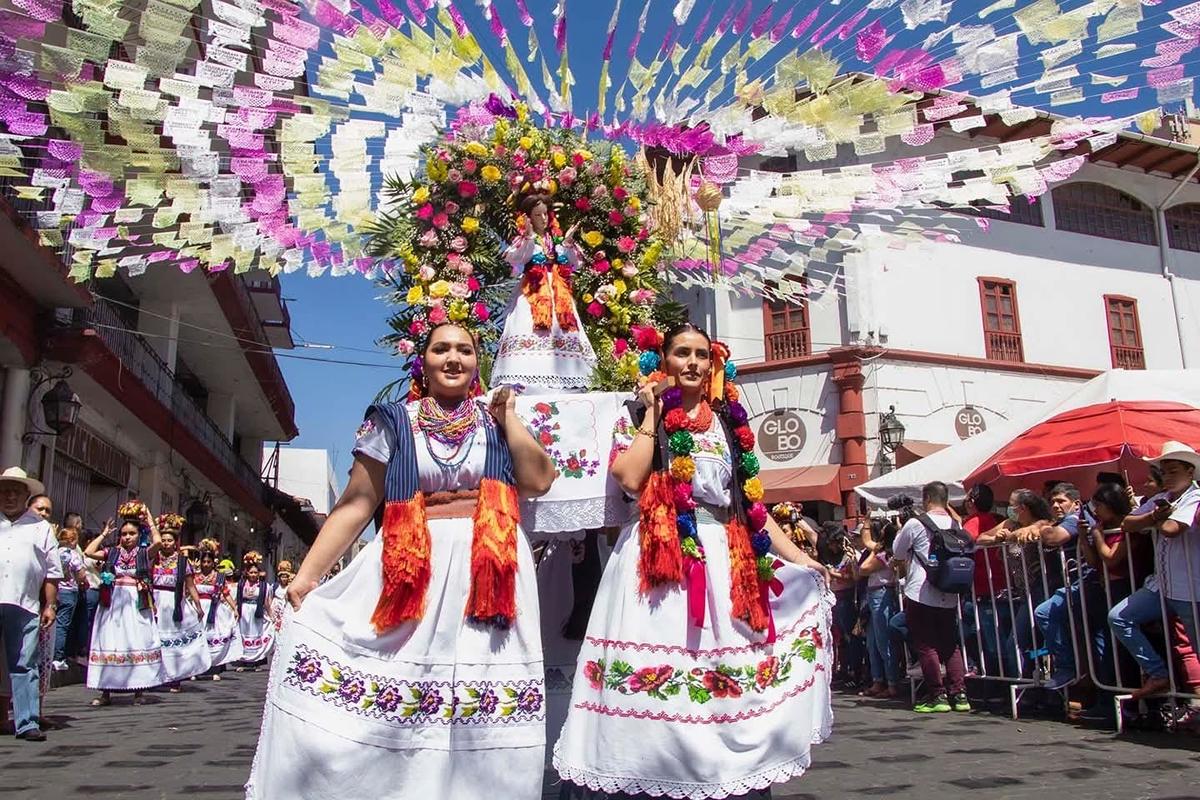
[0,189,300,562]
[683,116,1200,522]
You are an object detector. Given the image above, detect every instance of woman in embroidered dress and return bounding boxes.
[152,515,211,690]
[83,505,166,706]
[235,553,275,670]
[195,547,241,680]
[246,323,557,800]
[268,561,294,637]
[490,194,597,393]
[554,323,834,799]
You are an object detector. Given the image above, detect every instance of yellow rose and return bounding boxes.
[612,279,626,295]
[465,141,488,157]
[462,217,480,234]
[575,149,594,162]
[612,258,623,269]
[743,477,764,503]
[404,253,418,267]
[546,179,558,195]
[406,285,424,304]
[582,231,604,247]
[412,186,429,204]
[516,103,528,122]
[552,152,567,168]
[583,293,594,303]
[426,159,447,182]
[429,280,451,299]
[448,300,469,322]
[480,165,502,182]
[518,136,534,150]
[629,197,641,210]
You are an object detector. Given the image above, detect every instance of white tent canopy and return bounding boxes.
[855,369,1200,507]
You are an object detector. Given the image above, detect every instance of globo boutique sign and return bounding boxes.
[757,411,807,463]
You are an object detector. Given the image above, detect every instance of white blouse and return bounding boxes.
[610,406,733,508]
[353,401,489,494]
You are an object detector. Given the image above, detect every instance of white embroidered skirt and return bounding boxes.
[245,518,546,800]
[491,290,597,393]
[553,518,834,799]
[200,596,245,666]
[87,585,166,691]
[239,602,276,663]
[154,589,212,682]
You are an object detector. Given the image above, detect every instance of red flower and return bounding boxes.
[702,670,743,699]
[567,457,580,471]
[416,204,433,220]
[612,186,628,201]
[593,259,610,274]
[755,657,779,691]
[808,626,823,649]
[584,660,604,690]
[613,338,629,357]
[539,430,554,447]
[575,197,592,212]
[632,325,662,351]
[587,301,605,318]
[664,408,689,432]
[637,227,649,241]
[572,152,586,167]
[458,181,478,198]
[734,426,755,451]
[608,210,625,226]
[534,402,552,415]
[629,665,674,693]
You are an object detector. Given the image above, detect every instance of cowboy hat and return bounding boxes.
[1144,441,1200,471]
[0,467,44,497]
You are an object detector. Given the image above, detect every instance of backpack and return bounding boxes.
[911,513,976,595]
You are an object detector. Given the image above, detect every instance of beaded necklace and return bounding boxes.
[417,397,480,472]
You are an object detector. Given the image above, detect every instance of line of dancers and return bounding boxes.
[82,501,286,705]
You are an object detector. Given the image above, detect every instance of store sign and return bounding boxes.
[758,411,806,463]
[955,406,987,440]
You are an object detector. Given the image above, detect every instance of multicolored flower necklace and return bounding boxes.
[662,399,714,562]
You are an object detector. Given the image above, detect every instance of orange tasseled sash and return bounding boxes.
[521,264,579,333]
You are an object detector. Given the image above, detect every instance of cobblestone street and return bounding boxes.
[6,673,1199,800]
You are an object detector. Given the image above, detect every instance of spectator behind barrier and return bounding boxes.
[858,520,901,699]
[1031,484,1087,689]
[1108,442,1200,701]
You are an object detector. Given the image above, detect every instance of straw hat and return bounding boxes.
[1144,441,1200,471]
[0,467,44,497]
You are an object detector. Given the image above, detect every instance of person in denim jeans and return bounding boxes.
[1030,483,1084,689]
[858,520,900,698]
[1108,442,1200,700]
[51,526,88,670]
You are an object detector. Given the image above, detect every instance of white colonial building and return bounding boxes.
[686,111,1200,522]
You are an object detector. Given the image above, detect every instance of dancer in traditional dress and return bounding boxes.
[195,545,242,679]
[246,322,557,800]
[554,323,834,799]
[268,561,294,636]
[152,515,211,690]
[83,504,165,705]
[490,194,597,393]
[236,553,275,670]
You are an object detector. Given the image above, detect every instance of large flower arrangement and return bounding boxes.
[368,96,683,391]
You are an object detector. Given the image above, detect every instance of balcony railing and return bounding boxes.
[215,273,297,425]
[765,328,812,362]
[984,330,1025,363]
[77,299,268,505]
[1112,345,1146,370]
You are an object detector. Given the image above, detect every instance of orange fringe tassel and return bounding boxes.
[467,478,521,626]
[522,266,579,333]
[371,497,432,633]
[638,471,684,593]
[727,517,769,633]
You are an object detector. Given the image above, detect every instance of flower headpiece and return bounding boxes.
[118,500,147,520]
[198,538,221,556]
[772,502,800,524]
[276,560,295,576]
[632,329,771,633]
[156,513,185,533]
[242,550,263,567]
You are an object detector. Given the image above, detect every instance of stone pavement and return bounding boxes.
[5,673,1199,800]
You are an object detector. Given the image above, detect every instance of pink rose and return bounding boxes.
[467,276,481,291]
[592,184,608,200]
[613,186,628,201]
[463,159,477,174]
[408,319,428,336]
[450,236,468,252]
[416,204,433,220]
[494,144,507,157]
[592,259,610,274]
[572,152,586,167]
[624,205,637,218]
[432,212,449,229]
[609,210,625,226]
[444,201,460,215]
[446,252,461,267]
[637,227,649,241]
[587,301,605,318]
[450,282,471,299]
[617,236,636,253]
[428,305,448,324]
[458,181,478,198]
[575,197,592,212]
[513,152,526,168]
[588,162,603,176]
[395,339,415,355]
[418,265,436,281]
[447,169,463,183]
[613,338,629,357]
[558,167,577,186]
[419,229,438,247]
[457,259,474,276]
[473,302,490,322]
[621,264,638,278]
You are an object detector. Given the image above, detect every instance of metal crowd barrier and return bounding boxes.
[894,534,1199,730]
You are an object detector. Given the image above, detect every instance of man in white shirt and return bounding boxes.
[0,467,61,741]
[1109,442,1200,700]
[891,481,968,714]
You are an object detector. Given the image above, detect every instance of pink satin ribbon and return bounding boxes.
[684,556,707,630]
[759,560,785,643]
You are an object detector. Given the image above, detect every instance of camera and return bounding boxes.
[887,494,916,522]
